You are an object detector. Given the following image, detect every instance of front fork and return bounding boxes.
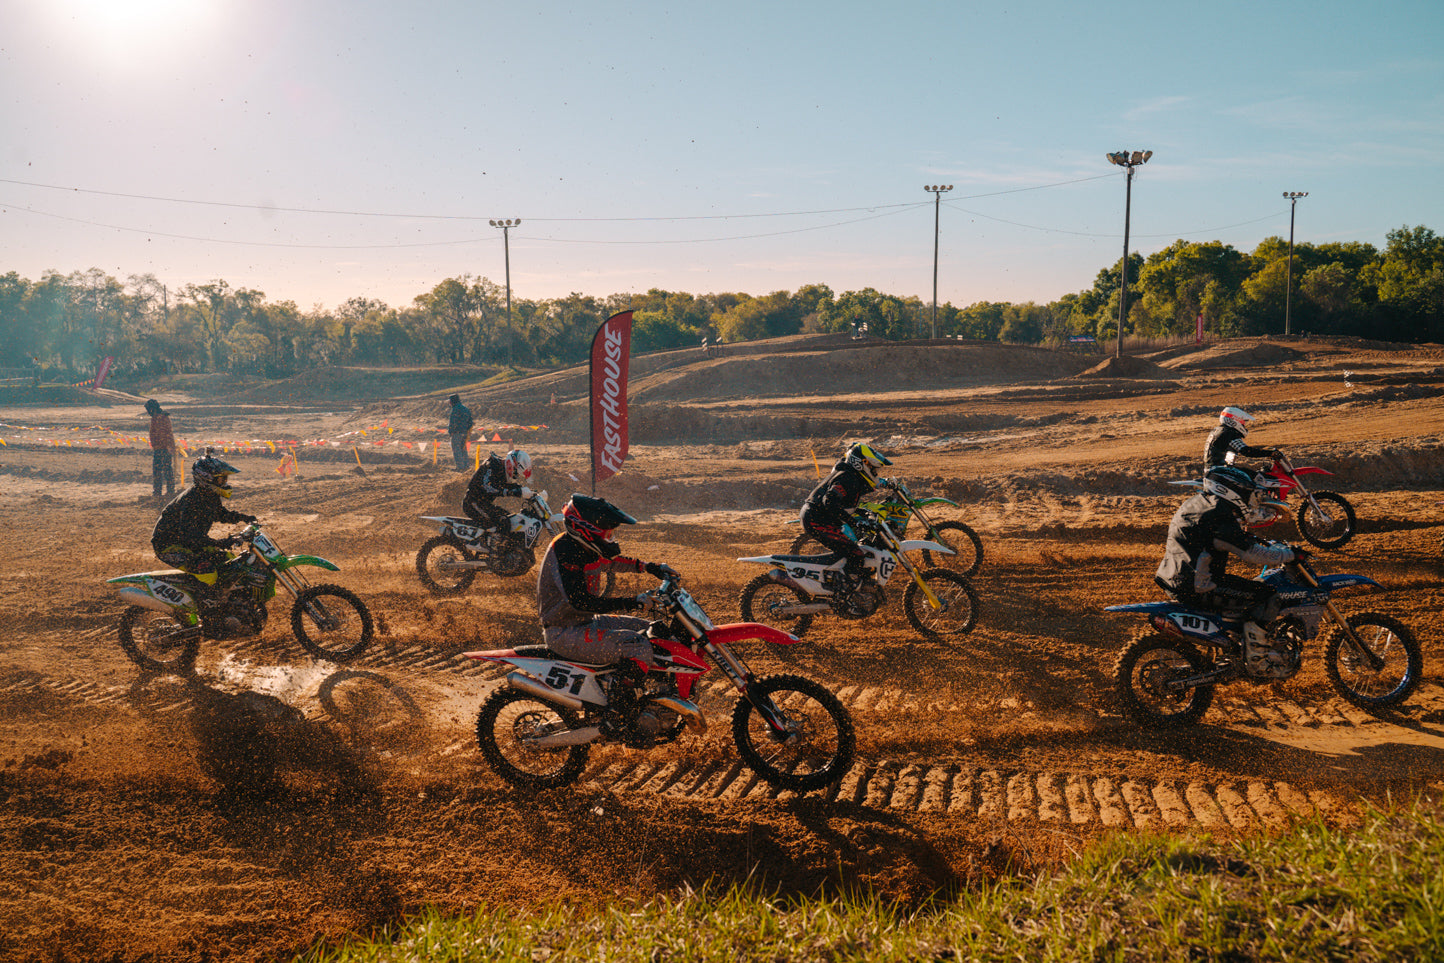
[707,640,796,737]
[1321,599,1387,672]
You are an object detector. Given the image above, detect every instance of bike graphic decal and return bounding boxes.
[149,580,189,607]
[450,523,481,541]
[1167,612,1221,636]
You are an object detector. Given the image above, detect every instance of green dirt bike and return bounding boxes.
[106,521,373,673]
[789,478,983,577]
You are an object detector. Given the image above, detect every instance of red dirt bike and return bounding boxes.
[1173,453,1357,550]
[466,571,855,793]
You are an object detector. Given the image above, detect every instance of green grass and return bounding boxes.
[298,795,1444,963]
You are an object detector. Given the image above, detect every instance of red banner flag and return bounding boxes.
[93,355,115,389]
[590,310,633,486]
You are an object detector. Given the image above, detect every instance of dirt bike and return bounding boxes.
[1173,453,1357,550]
[466,571,855,793]
[107,521,373,673]
[1106,546,1421,728]
[740,507,979,640]
[788,478,983,577]
[416,490,613,596]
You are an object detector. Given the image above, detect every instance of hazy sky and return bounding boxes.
[3,0,1441,314]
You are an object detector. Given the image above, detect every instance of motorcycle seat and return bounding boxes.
[777,552,844,564]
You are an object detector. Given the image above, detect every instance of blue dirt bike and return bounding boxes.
[1106,546,1421,728]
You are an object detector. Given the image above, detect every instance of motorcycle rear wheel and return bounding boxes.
[1114,632,1215,728]
[476,687,589,789]
[903,569,979,639]
[1324,613,1421,712]
[732,674,855,793]
[118,606,200,674]
[739,572,815,638]
[1294,491,1357,550]
[919,521,984,577]
[416,535,477,595]
[291,584,373,663]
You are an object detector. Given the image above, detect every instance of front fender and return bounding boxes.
[901,538,952,554]
[914,496,959,509]
[707,621,804,647]
[275,554,341,573]
[1289,466,1333,476]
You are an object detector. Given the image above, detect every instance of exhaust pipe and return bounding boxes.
[781,601,831,615]
[114,588,184,615]
[527,725,602,747]
[506,671,584,710]
[652,695,707,733]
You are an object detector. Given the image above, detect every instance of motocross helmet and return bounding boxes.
[562,493,636,558]
[1202,465,1258,512]
[192,448,240,499]
[843,442,892,485]
[504,449,532,484]
[1219,406,1254,435]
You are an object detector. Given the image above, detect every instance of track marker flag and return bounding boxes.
[589,310,633,490]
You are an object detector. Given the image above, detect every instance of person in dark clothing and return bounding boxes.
[447,394,475,471]
[145,399,177,499]
[536,494,677,672]
[151,449,257,638]
[1155,465,1302,676]
[1204,406,1280,471]
[463,449,533,535]
[799,442,893,594]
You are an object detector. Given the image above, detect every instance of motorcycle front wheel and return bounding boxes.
[1324,613,1421,712]
[1114,633,1215,728]
[475,687,589,789]
[903,569,979,639]
[1294,491,1357,550]
[732,674,855,793]
[416,535,477,595]
[919,521,984,577]
[291,584,373,663]
[739,572,815,638]
[118,606,201,674]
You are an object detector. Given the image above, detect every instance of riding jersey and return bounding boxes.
[151,485,252,553]
[536,534,649,630]
[1204,424,1276,470]
[1155,492,1295,599]
[463,453,523,526]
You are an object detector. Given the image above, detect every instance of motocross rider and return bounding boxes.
[1155,464,1303,676]
[463,449,533,538]
[1205,407,1281,471]
[537,494,678,674]
[150,449,257,638]
[799,442,893,595]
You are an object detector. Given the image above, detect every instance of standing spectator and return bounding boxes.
[447,393,475,471]
[145,399,177,501]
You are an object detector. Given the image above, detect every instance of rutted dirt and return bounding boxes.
[3,334,1444,962]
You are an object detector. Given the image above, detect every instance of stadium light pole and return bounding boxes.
[924,185,953,339]
[1283,192,1308,337]
[1106,150,1152,358]
[489,218,520,367]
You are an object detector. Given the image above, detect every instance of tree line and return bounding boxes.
[2,224,1441,383]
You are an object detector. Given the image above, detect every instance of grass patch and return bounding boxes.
[298,794,1444,962]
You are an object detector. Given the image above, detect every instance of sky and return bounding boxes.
[2,0,1442,316]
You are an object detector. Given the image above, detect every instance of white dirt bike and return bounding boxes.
[107,521,373,673]
[416,490,613,596]
[466,572,856,793]
[738,508,979,640]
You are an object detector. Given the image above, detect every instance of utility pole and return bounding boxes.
[1105,150,1152,358]
[489,218,520,367]
[1283,192,1308,337]
[924,185,952,339]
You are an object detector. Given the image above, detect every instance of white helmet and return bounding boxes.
[503,449,532,484]
[1219,407,1254,436]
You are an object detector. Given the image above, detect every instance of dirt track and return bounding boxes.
[3,336,1444,962]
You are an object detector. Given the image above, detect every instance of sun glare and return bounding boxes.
[48,0,225,63]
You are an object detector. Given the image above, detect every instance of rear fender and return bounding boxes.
[737,560,821,594]
[465,653,608,706]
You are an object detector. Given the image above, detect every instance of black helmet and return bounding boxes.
[843,442,891,484]
[192,447,240,499]
[562,493,636,558]
[144,398,161,415]
[1202,465,1257,512]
